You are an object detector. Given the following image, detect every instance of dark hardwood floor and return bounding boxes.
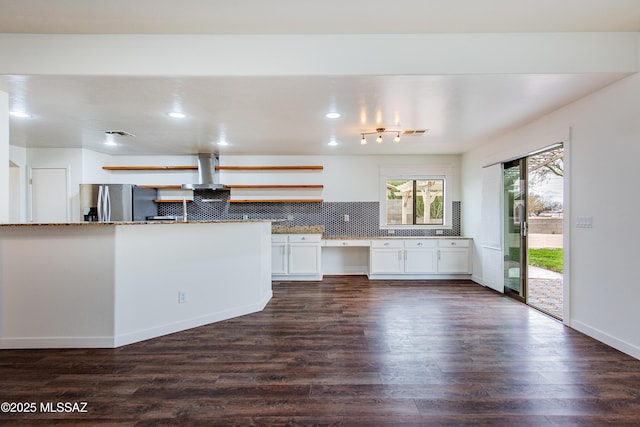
[2,276,640,426]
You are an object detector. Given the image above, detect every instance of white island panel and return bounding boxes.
[0,226,116,347]
[113,222,272,346]
[0,221,273,349]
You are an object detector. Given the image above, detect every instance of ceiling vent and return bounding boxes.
[402,129,429,135]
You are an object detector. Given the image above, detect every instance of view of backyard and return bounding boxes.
[529,248,563,273]
[526,146,564,319]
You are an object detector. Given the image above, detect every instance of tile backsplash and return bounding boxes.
[159,189,461,237]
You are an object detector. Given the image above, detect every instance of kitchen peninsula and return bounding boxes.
[0,220,273,349]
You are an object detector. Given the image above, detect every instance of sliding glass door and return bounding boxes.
[503,159,527,302]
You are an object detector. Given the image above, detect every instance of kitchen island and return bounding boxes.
[0,220,274,349]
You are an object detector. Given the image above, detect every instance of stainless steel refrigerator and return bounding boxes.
[79,184,157,222]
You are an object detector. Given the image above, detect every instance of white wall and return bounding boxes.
[0,91,8,223]
[462,72,640,359]
[221,154,461,203]
[90,153,198,185]
[9,151,461,222]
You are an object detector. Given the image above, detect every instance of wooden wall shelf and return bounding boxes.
[216,166,323,171]
[103,166,197,171]
[228,199,323,203]
[225,185,323,189]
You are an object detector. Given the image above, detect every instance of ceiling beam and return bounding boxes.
[0,33,637,77]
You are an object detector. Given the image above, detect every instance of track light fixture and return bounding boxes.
[360,127,403,145]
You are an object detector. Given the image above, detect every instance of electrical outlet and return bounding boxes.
[178,290,188,304]
[242,214,248,220]
[287,214,294,221]
[436,229,444,235]
[388,229,395,235]
[344,214,349,222]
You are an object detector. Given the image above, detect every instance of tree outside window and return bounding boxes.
[386,179,444,225]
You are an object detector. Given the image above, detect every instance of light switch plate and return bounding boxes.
[576,216,593,228]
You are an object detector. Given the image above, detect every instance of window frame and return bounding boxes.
[379,165,453,230]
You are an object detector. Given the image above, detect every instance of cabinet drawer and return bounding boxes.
[404,239,437,248]
[271,235,287,243]
[371,240,404,248]
[438,239,470,248]
[325,239,371,247]
[288,234,321,243]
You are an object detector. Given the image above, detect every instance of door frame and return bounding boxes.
[503,158,528,303]
[502,142,569,324]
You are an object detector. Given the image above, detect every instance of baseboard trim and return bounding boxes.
[571,319,640,360]
[114,291,273,348]
[0,336,115,349]
[0,292,273,350]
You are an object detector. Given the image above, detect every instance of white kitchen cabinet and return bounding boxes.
[404,240,438,274]
[368,238,471,279]
[369,240,403,274]
[270,235,287,275]
[271,234,322,280]
[370,239,437,275]
[437,239,472,274]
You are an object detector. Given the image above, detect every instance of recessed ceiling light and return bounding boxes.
[9,111,31,118]
[104,134,117,146]
[328,140,338,146]
[168,112,186,119]
[217,141,228,146]
[325,112,341,119]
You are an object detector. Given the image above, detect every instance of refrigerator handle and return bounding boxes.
[104,185,111,222]
[97,185,104,221]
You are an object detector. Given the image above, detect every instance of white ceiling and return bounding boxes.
[1,0,638,156]
[2,0,639,35]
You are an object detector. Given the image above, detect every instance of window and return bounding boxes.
[386,179,444,225]
[379,165,453,229]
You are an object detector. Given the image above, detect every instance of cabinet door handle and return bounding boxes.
[342,242,348,246]
[417,242,423,246]
[384,242,390,246]
[404,250,407,260]
[398,251,402,261]
[301,236,306,240]
[438,250,441,260]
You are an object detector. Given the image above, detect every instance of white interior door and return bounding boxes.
[9,163,20,222]
[31,167,68,223]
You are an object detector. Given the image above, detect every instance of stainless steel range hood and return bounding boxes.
[182,153,228,190]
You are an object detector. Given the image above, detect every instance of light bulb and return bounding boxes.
[360,135,367,145]
[376,134,383,144]
[394,132,401,143]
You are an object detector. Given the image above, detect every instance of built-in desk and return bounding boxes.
[321,236,473,279]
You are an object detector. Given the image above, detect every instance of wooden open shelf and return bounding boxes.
[228,199,323,203]
[103,166,197,171]
[225,184,323,189]
[216,165,323,171]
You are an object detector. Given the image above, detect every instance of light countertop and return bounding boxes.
[0,219,286,227]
